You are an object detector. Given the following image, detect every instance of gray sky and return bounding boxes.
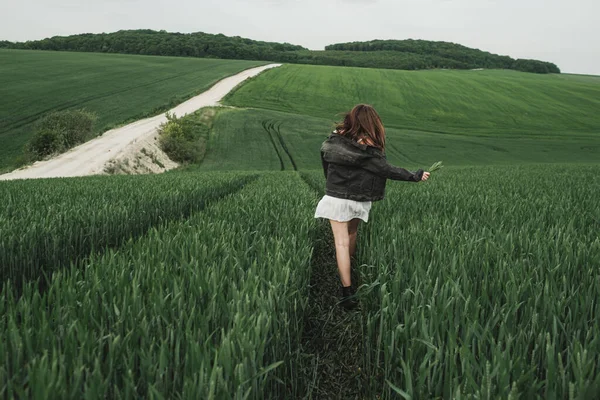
[2,0,598,75]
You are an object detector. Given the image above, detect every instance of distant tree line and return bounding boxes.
[0,30,560,74]
[280,50,477,70]
[1,30,305,59]
[327,39,561,74]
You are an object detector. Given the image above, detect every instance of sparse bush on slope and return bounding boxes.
[26,109,97,160]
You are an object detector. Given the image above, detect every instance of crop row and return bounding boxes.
[1,172,318,399]
[0,172,255,288]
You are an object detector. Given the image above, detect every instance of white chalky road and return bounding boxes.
[0,64,281,181]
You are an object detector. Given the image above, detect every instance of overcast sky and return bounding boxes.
[2,0,598,75]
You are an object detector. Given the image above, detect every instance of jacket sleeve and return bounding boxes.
[361,155,424,182]
[321,151,329,179]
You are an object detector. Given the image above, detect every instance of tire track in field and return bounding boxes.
[261,120,285,171]
[273,121,298,171]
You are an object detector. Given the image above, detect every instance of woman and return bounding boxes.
[314,104,430,309]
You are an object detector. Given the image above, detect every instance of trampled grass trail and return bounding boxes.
[300,219,366,398]
[300,173,367,399]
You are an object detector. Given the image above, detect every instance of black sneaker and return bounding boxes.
[340,285,359,310]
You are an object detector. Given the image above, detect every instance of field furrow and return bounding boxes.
[0,172,256,289]
[261,120,286,170]
[274,122,298,171]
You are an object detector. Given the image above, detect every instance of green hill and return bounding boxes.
[0,49,265,171]
[190,64,600,171]
[223,64,599,136]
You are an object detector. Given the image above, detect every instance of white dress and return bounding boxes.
[314,195,372,223]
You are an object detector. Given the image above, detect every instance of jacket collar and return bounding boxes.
[328,131,385,156]
[329,131,368,151]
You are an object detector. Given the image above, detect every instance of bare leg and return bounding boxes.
[348,218,360,258]
[330,220,352,287]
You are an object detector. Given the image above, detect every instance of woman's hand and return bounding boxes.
[421,172,430,181]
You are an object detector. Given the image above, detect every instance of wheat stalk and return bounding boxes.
[429,161,444,172]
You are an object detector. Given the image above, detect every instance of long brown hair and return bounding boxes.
[335,104,386,150]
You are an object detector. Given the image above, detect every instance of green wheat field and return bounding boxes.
[1,50,599,399]
[0,49,265,171]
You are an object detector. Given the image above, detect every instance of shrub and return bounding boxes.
[26,109,97,159]
[159,114,187,139]
[159,134,204,163]
[27,128,64,158]
[158,112,207,164]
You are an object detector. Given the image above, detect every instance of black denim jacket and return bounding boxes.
[320,133,424,202]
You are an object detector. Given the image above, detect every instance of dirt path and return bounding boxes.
[0,64,281,181]
[300,222,366,399]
